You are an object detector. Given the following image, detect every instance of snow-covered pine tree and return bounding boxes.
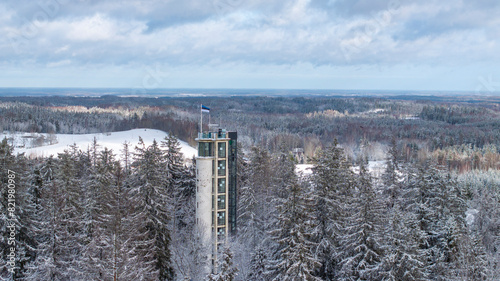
[235,146,270,280]
[121,141,131,175]
[268,151,321,281]
[453,232,490,280]
[208,244,239,281]
[53,148,87,278]
[161,135,185,189]
[383,137,402,208]
[26,149,87,280]
[337,160,385,280]
[131,138,174,280]
[380,203,427,281]
[161,134,199,280]
[126,161,159,280]
[161,134,194,232]
[468,185,499,280]
[436,173,471,278]
[94,148,122,279]
[91,147,155,280]
[80,140,102,251]
[80,142,109,280]
[384,137,399,185]
[310,140,355,279]
[248,244,268,281]
[172,224,210,281]
[238,146,272,250]
[474,184,500,260]
[237,182,260,246]
[401,162,443,278]
[270,179,321,281]
[24,157,61,280]
[398,160,470,279]
[236,142,248,195]
[235,184,260,281]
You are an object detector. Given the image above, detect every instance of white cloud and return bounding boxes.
[55,45,70,53]
[47,59,72,68]
[60,14,146,41]
[0,0,499,90]
[66,14,117,41]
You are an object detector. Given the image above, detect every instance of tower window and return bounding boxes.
[217,228,225,241]
[198,142,213,157]
[217,211,226,226]
[218,178,226,193]
[218,142,226,158]
[217,160,226,176]
[217,195,226,209]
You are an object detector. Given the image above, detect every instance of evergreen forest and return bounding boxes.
[0,94,499,280]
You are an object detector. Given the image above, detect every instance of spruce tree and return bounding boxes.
[270,179,321,281]
[131,138,174,280]
[26,150,87,280]
[162,134,193,232]
[383,137,402,208]
[310,140,355,279]
[24,157,62,280]
[96,147,155,280]
[249,245,268,281]
[455,233,490,280]
[208,244,239,281]
[402,162,443,278]
[54,149,87,278]
[268,152,320,281]
[81,143,108,280]
[337,160,385,280]
[238,146,272,249]
[175,225,210,280]
[381,204,427,281]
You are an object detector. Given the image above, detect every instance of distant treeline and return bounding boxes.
[1,95,500,168]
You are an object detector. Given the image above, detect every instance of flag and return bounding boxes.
[201,105,210,113]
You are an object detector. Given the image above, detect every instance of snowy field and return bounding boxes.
[0,129,197,160]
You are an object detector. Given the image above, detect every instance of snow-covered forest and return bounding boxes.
[0,135,196,280]
[233,141,499,280]
[0,95,499,280]
[1,137,498,280]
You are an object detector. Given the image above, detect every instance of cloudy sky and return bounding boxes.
[1,0,500,92]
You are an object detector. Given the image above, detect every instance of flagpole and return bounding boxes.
[200,104,203,134]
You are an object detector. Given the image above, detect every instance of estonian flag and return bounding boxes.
[201,105,210,113]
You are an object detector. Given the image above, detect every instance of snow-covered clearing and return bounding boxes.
[296,164,314,176]
[0,129,197,160]
[296,160,387,178]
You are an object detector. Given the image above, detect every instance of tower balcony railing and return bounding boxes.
[198,132,215,140]
[198,132,227,140]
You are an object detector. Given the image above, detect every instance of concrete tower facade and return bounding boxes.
[195,128,237,267]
